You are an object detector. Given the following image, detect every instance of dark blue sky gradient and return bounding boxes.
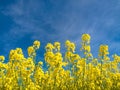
[0,0,120,63]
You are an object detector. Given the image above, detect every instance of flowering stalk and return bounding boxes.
[0,34,120,89]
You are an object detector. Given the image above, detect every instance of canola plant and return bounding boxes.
[0,34,120,90]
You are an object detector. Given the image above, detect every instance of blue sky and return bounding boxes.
[0,0,120,62]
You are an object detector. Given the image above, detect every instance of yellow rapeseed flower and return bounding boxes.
[81,34,91,42]
[38,61,43,66]
[1,33,120,90]
[54,42,60,51]
[0,55,5,62]
[45,43,54,52]
[99,45,109,57]
[27,46,35,56]
[33,40,40,49]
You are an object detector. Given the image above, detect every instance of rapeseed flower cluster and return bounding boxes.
[0,36,120,90]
